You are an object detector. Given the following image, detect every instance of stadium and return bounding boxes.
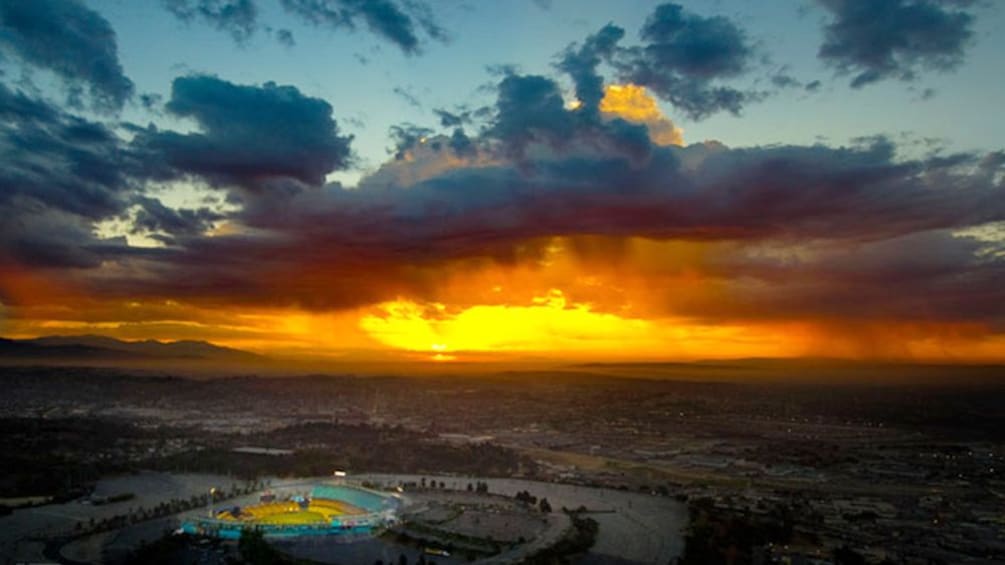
[181,482,402,540]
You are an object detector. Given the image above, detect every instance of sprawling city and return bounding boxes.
[0,361,1003,563]
[1,0,1004,563]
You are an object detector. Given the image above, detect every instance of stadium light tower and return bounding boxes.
[208,487,217,518]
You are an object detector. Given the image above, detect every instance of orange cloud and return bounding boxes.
[599,84,684,146]
[5,231,1005,364]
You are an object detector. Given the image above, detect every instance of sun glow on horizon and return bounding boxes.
[5,230,1005,364]
[356,288,811,361]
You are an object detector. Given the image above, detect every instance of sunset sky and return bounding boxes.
[1,0,1004,363]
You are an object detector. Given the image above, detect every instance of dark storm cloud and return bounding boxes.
[276,28,296,47]
[0,83,134,219]
[376,138,1003,246]
[433,109,468,128]
[0,83,143,269]
[0,73,356,270]
[140,93,164,111]
[132,196,225,241]
[611,2,755,119]
[770,73,801,90]
[661,140,1003,241]
[108,120,1003,316]
[449,128,475,158]
[696,230,1005,325]
[549,3,761,120]
[489,74,652,163]
[384,123,475,161]
[400,0,448,43]
[557,23,625,114]
[0,81,58,123]
[0,0,134,111]
[490,74,576,157]
[0,206,132,269]
[162,0,259,44]
[816,0,976,88]
[135,75,353,190]
[158,0,446,52]
[280,0,446,54]
[3,60,998,329]
[392,85,422,108]
[388,123,434,159]
[636,3,750,78]
[1,32,1002,334]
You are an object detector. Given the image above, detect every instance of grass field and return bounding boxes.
[309,498,361,518]
[216,494,365,525]
[253,510,328,525]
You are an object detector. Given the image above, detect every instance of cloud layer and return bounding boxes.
[0,0,134,110]
[134,75,353,191]
[0,0,1002,360]
[553,3,757,120]
[159,0,446,53]
[2,65,1003,334]
[817,0,976,88]
[280,0,446,54]
[162,0,259,44]
[617,2,755,119]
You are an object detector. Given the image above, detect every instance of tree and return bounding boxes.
[539,498,552,513]
[238,528,281,565]
[833,546,867,565]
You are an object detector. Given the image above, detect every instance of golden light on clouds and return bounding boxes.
[599,84,684,146]
[4,233,1004,365]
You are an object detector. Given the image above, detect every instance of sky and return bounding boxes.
[1,0,1004,364]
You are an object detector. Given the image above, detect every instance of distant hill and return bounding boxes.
[0,335,260,362]
[568,358,1005,384]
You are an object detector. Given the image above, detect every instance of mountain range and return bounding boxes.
[0,335,260,362]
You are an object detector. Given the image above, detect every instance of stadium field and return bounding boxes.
[253,510,328,525]
[184,483,398,539]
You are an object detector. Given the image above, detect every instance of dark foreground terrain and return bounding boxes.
[0,362,1003,564]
